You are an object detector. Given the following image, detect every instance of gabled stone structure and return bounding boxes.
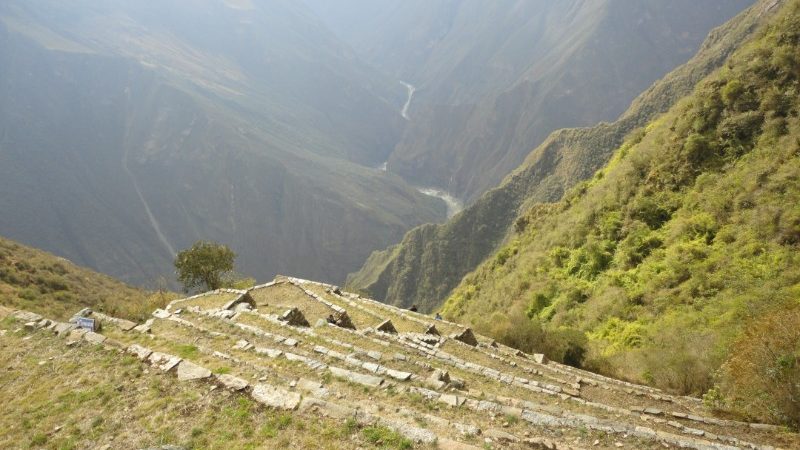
[424,324,440,336]
[279,307,310,327]
[331,311,355,330]
[375,319,398,334]
[451,328,478,346]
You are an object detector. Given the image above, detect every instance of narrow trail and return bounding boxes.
[121,88,177,258]
[122,149,177,258]
[400,81,415,120]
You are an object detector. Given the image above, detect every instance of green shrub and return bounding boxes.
[588,318,647,357]
[565,240,613,280]
[683,133,713,165]
[18,288,38,301]
[718,111,765,156]
[614,222,662,268]
[526,291,554,318]
[722,79,745,107]
[495,241,519,266]
[630,196,673,230]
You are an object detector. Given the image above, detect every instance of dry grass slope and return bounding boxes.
[0,236,175,322]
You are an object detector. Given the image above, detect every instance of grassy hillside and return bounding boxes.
[0,320,408,449]
[348,0,781,313]
[0,236,172,321]
[444,0,800,426]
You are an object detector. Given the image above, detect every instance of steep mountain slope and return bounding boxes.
[443,0,800,420]
[348,0,781,312]
[0,236,170,321]
[0,0,445,286]
[307,0,754,202]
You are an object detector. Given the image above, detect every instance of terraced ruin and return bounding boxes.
[3,276,799,449]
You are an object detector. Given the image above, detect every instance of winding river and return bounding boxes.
[417,187,464,219]
[400,81,415,120]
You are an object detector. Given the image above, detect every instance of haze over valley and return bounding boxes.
[2,0,800,447]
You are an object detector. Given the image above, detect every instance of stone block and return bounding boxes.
[296,378,329,397]
[148,352,182,372]
[329,366,383,388]
[83,331,107,344]
[152,309,170,319]
[217,373,249,391]
[386,369,413,381]
[252,384,301,410]
[439,394,466,407]
[177,360,212,381]
[279,308,309,327]
[127,344,153,361]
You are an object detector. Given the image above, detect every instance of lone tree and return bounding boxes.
[174,240,236,292]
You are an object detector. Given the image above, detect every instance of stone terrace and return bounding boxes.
[4,276,799,450]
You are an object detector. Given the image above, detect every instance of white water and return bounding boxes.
[417,187,464,219]
[400,81,415,120]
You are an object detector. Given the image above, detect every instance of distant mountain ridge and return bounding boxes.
[0,0,445,286]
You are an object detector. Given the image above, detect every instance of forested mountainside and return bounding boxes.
[307,0,753,202]
[444,0,800,426]
[348,0,781,313]
[0,0,444,287]
[0,236,171,321]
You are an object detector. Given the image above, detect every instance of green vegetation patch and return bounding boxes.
[443,0,800,427]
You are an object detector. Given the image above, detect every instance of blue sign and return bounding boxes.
[77,317,96,332]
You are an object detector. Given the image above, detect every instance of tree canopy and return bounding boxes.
[174,241,236,292]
